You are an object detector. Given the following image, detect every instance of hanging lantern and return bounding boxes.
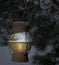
[8,22,32,62]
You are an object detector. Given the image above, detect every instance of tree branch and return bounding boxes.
[50,0,59,12]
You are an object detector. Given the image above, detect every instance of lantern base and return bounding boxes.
[12,52,28,62]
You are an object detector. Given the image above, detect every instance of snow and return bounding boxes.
[0,46,36,65]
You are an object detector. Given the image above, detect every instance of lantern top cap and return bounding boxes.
[13,21,29,25]
[12,21,29,33]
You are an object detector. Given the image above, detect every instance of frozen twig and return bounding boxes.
[50,0,59,12]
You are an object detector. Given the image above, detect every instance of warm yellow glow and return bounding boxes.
[16,43,27,52]
[8,42,31,53]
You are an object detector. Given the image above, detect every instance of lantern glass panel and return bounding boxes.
[8,32,31,53]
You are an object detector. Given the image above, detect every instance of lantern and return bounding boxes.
[8,22,32,62]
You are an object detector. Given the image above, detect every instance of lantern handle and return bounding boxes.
[24,50,30,56]
[27,49,31,54]
[26,45,32,54]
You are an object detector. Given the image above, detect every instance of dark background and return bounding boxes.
[0,0,59,65]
